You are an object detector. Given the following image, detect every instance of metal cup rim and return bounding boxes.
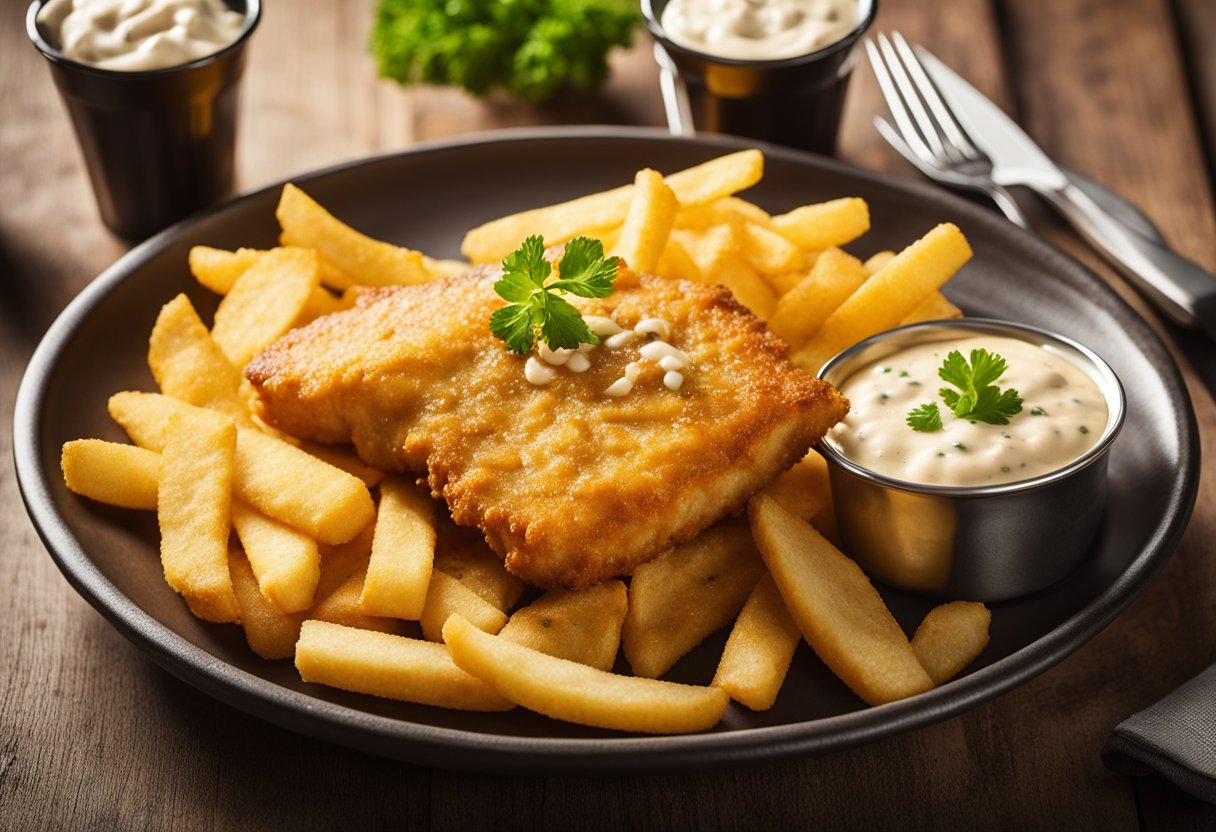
[26,0,262,78]
[815,318,1127,498]
[641,0,878,69]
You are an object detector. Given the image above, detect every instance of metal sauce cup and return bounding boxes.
[27,0,261,240]
[642,0,878,155]
[817,320,1126,602]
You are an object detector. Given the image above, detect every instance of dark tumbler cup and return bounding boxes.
[642,0,877,156]
[26,0,261,240]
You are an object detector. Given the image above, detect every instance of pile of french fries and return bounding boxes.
[463,148,970,374]
[60,150,990,734]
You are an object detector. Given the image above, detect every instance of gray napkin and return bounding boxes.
[1103,663,1216,805]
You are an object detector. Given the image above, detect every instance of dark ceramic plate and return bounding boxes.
[13,127,1198,774]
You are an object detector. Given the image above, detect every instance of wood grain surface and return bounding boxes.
[3,0,1215,829]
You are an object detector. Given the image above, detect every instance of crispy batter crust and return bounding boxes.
[246,269,848,589]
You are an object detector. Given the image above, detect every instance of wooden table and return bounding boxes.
[3,1,1215,827]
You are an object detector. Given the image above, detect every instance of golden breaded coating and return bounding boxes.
[246,268,848,589]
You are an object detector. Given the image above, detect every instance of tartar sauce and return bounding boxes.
[659,0,859,61]
[37,0,245,72]
[826,336,1108,487]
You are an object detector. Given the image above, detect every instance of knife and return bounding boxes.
[917,47,1216,341]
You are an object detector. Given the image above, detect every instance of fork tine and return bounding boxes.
[864,38,937,166]
[891,33,979,161]
[873,115,931,172]
[876,32,948,160]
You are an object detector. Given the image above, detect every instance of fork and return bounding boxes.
[865,32,1032,229]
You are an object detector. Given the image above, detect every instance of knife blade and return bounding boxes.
[917,46,1216,340]
[914,51,1068,191]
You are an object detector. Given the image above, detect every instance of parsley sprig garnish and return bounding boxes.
[906,348,1023,432]
[906,402,943,432]
[489,235,619,354]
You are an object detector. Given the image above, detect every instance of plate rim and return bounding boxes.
[12,125,1201,773]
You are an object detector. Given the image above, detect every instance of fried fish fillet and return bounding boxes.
[246,268,848,589]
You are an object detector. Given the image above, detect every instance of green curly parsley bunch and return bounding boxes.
[371,0,640,103]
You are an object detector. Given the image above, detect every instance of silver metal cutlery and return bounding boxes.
[868,31,1216,339]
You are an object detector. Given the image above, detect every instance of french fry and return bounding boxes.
[298,441,385,487]
[210,247,320,368]
[231,500,320,614]
[740,221,806,274]
[188,246,263,294]
[792,223,973,372]
[748,493,935,705]
[157,408,239,623]
[463,185,631,265]
[760,448,831,522]
[864,250,896,274]
[499,580,628,671]
[673,196,773,230]
[234,427,376,546]
[654,235,702,283]
[712,573,802,710]
[682,224,777,318]
[900,291,964,324]
[460,150,764,264]
[673,202,739,231]
[108,386,195,452]
[277,184,431,288]
[61,440,159,510]
[296,620,514,711]
[911,601,991,685]
[108,392,375,545]
[771,197,870,250]
[309,567,403,634]
[763,264,818,296]
[315,521,375,601]
[766,247,869,350]
[612,168,678,275]
[187,243,347,328]
[595,225,622,255]
[419,570,508,642]
[717,254,778,320]
[189,245,348,294]
[359,478,437,621]
[665,149,764,206]
[443,614,730,733]
[433,543,526,612]
[293,285,350,327]
[623,523,766,679]
[147,294,250,422]
[229,547,304,660]
[677,222,736,273]
[722,196,774,226]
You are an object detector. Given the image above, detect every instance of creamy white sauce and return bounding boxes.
[660,0,859,61]
[826,336,1108,487]
[38,0,245,72]
[519,315,695,398]
[524,356,557,386]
